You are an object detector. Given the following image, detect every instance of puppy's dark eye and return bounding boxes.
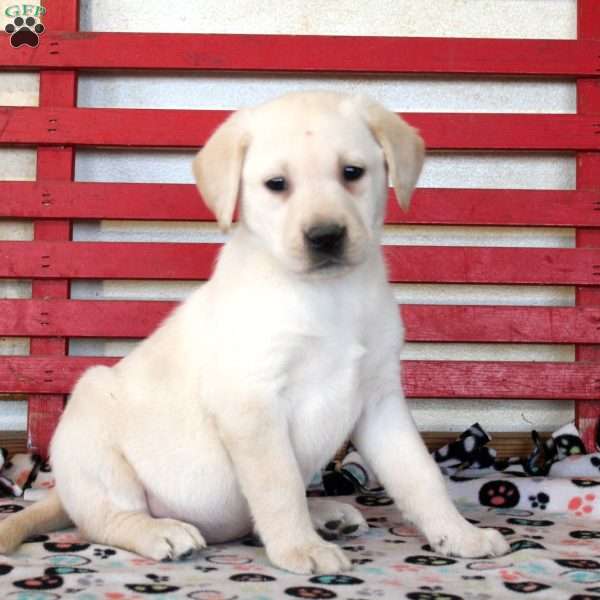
[342,165,365,182]
[265,177,288,192]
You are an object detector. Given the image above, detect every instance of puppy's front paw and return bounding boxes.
[142,518,206,562]
[430,523,509,558]
[268,538,352,574]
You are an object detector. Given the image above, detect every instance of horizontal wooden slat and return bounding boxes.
[0,356,115,395]
[0,33,599,77]
[403,361,599,400]
[0,431,28,456]
[0,181,209,222]
[1,107,599,151]
[385,245,600,285]
[3,181,600,227]
[397,188,600,227]
[1,241,598,285]
[0,240,219,280]
[0,299,175,339]
[402,305,600,344]
[0,356,596,399]
[2,299,600,344]
[422,431,550,459]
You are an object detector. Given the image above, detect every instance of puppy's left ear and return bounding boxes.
[357,97,425,212]
[192,109,250,232]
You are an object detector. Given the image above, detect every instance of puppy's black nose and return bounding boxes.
[304,223,347,255]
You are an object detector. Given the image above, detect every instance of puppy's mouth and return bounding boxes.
[309,255,349,271]
[304,253,355,277]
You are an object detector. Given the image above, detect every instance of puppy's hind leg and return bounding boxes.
[56,449,206,562]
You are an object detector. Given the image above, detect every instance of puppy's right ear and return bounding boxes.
[192,110,250,232]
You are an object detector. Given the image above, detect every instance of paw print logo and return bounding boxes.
[5,16,44,48]
[568,494,596,516]
[528,492,549,510]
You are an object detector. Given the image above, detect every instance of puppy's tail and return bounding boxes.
[0,489,72,554]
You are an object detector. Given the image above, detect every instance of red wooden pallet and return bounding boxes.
[1,107,600,150]
[0,0,598,457]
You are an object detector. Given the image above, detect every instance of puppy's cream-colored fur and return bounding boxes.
[0,92,509,573]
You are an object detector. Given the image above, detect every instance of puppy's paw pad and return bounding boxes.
[144,519,206,562]
[309,499,368,540]
[270,540,351,574]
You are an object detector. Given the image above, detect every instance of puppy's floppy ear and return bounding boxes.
[192,109,250,231]
[357,96,425,212]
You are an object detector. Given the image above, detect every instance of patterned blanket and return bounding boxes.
[1,422,600,598]
[1,492,600,599]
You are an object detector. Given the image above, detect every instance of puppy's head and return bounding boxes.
[193,91,424,276]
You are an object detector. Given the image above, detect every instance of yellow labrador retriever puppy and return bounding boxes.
[0,91,509,573]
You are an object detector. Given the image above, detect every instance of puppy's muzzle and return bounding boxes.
[304,223,347,268]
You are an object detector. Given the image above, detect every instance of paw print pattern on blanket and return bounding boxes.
[570,530,600,539]
[0,504,23,514]
[406,590,464,600]
[126,583,181,594]
[310,574,365,585]
[284,586,337,598]
[230,573,276,582]
[13,572,64,590]
[572,478,600,488]
[504,581,551,594]
[568,494,596,516]
[529,492,550,510]
[478,480,520,508]
[1,495,600,598]
[356,494,394,507]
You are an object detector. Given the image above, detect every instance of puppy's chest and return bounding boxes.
[286,334,366,477]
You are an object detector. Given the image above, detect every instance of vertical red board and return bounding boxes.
[28,1,79,457]
[575,0,600,451]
